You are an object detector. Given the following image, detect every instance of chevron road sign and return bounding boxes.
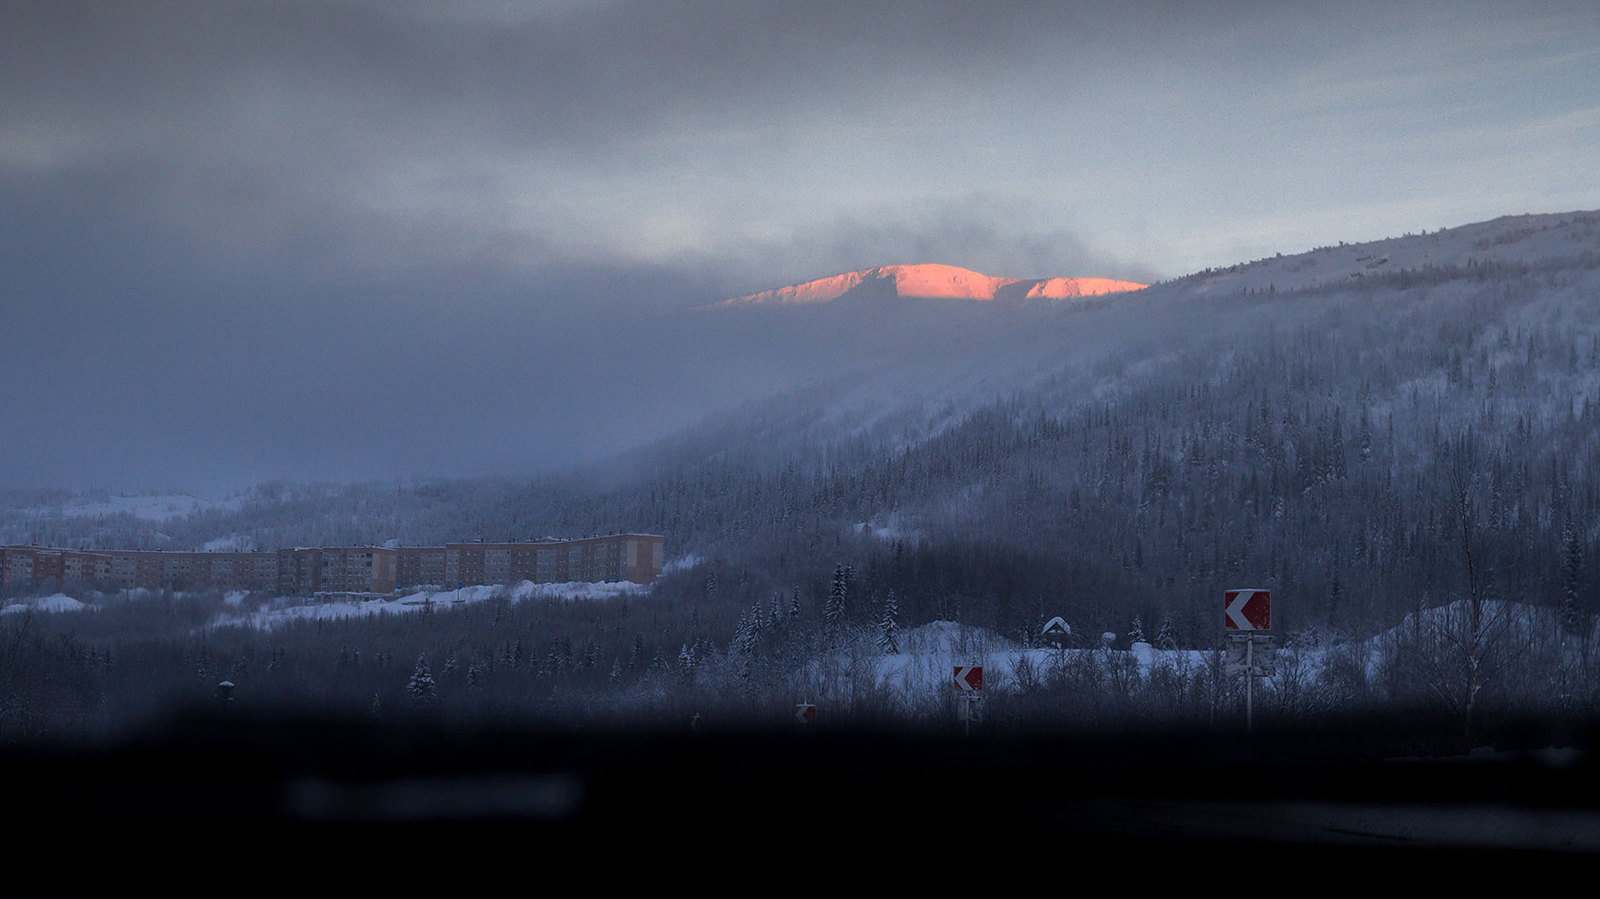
[1224,589,1271,631]
[953,666,984,691]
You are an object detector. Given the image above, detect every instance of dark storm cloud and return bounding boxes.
[0,0,1247,277]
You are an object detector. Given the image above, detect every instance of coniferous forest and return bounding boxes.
[4,218,1600,754]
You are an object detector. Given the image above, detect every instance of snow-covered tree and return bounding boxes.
[877,589,900,654]
[407,655,437,701]
[824,564,848,634]
[731,607,759,658]
[1129,616,1146,645]
[1155,614,1177,651]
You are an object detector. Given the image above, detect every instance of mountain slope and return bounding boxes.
[1174,211,1599,295]
[19,210,1600,651]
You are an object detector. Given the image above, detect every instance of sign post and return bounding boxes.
[1223,589,1273,738]
[953,665,984,736]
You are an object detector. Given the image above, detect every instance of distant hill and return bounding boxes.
[698,263,1145,309]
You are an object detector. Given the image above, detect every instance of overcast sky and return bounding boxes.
[4,1,1598,491]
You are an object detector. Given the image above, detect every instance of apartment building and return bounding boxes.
[275,547,398,596]
[407,534,663,589]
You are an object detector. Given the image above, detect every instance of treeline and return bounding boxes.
[5,584,1599,753]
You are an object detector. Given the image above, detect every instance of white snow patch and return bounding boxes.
[1,593,86,614]
[209,579,650,631]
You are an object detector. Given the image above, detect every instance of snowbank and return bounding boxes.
[209,579,651,630]
[1,593,87,615]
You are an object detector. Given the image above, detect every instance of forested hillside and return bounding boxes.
[8,216,1600,649]
[5,214,1600,744]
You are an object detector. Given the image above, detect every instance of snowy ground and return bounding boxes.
[209,579,652,631]
[865,620,1216,698]
[1178,210,1599,296]
[0,579,652,629]
[0,593,87,615]
[832,600,1590,710]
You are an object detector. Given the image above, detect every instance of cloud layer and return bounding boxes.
[3,1,1597,489]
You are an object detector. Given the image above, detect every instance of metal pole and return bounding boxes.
[1245,635,1254,736]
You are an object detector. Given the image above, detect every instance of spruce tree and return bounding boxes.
[1155,614,1177,651]
[407,655,437,701]
[1129,616,1146,645]
[878,589,900,654]
[732,607,758,657]
[824,564,848,633]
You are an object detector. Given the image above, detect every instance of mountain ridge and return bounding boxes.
[697,263,1146,310]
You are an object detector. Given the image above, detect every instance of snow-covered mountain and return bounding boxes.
[1173,211,1599,295]
[698,263,1145,310]
[659,209,1600,457]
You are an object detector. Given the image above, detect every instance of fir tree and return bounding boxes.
[732,607,759,657]
[1129,616,1146,645]
[825,564,848,633]
[877,589,900,654]
[1155,614,1177,651]
[407,655,437,701]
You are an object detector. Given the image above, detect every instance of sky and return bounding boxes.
[3,0,1598,492]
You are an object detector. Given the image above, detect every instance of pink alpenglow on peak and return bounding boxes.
[1021,276,1148,300]
[701,264,1145,309]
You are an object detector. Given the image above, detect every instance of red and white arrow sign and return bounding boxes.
[1224,589,1271,630]
[953,666,984,691]
[794,703,816,725]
